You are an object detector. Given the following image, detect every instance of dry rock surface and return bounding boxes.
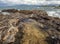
[0,9,60,44]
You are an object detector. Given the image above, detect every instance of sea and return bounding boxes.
[0,6,60,18]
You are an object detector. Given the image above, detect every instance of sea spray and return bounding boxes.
[47,11,60,18]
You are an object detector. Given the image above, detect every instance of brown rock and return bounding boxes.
[14,19,48,44]
[0,9,60,44]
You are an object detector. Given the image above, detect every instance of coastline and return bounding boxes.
[0,9,60,44]
[0,9,60,18]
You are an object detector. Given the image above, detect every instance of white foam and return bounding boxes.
[0,10,1,12]
[1,12,10,15]
[47,11,60,18]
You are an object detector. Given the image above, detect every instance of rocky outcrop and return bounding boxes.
[2,9,18,13]
[1,9,47,15]
[0,9,60,44]
[19,10,47,15]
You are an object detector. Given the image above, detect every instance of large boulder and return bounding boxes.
[14,18,48,44]
[0,18,48,44]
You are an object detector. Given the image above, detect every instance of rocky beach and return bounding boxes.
[0,9,60,44]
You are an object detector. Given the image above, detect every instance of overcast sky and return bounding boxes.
[0,0,60,6]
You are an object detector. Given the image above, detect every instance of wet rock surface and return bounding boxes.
[0,9,60,44]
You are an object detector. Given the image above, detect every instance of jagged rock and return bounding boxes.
[0,9,60,44]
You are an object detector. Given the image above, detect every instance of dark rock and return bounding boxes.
[2,9,18,13]
[56,27,60,32]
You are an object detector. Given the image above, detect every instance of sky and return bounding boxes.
[0,0,60,6]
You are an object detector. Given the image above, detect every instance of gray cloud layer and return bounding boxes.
[0,0,60,5]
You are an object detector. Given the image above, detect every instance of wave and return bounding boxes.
[47,11,60,18]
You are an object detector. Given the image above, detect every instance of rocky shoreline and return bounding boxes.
[0,9,60,44]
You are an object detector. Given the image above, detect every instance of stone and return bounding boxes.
[0,9,60,44]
